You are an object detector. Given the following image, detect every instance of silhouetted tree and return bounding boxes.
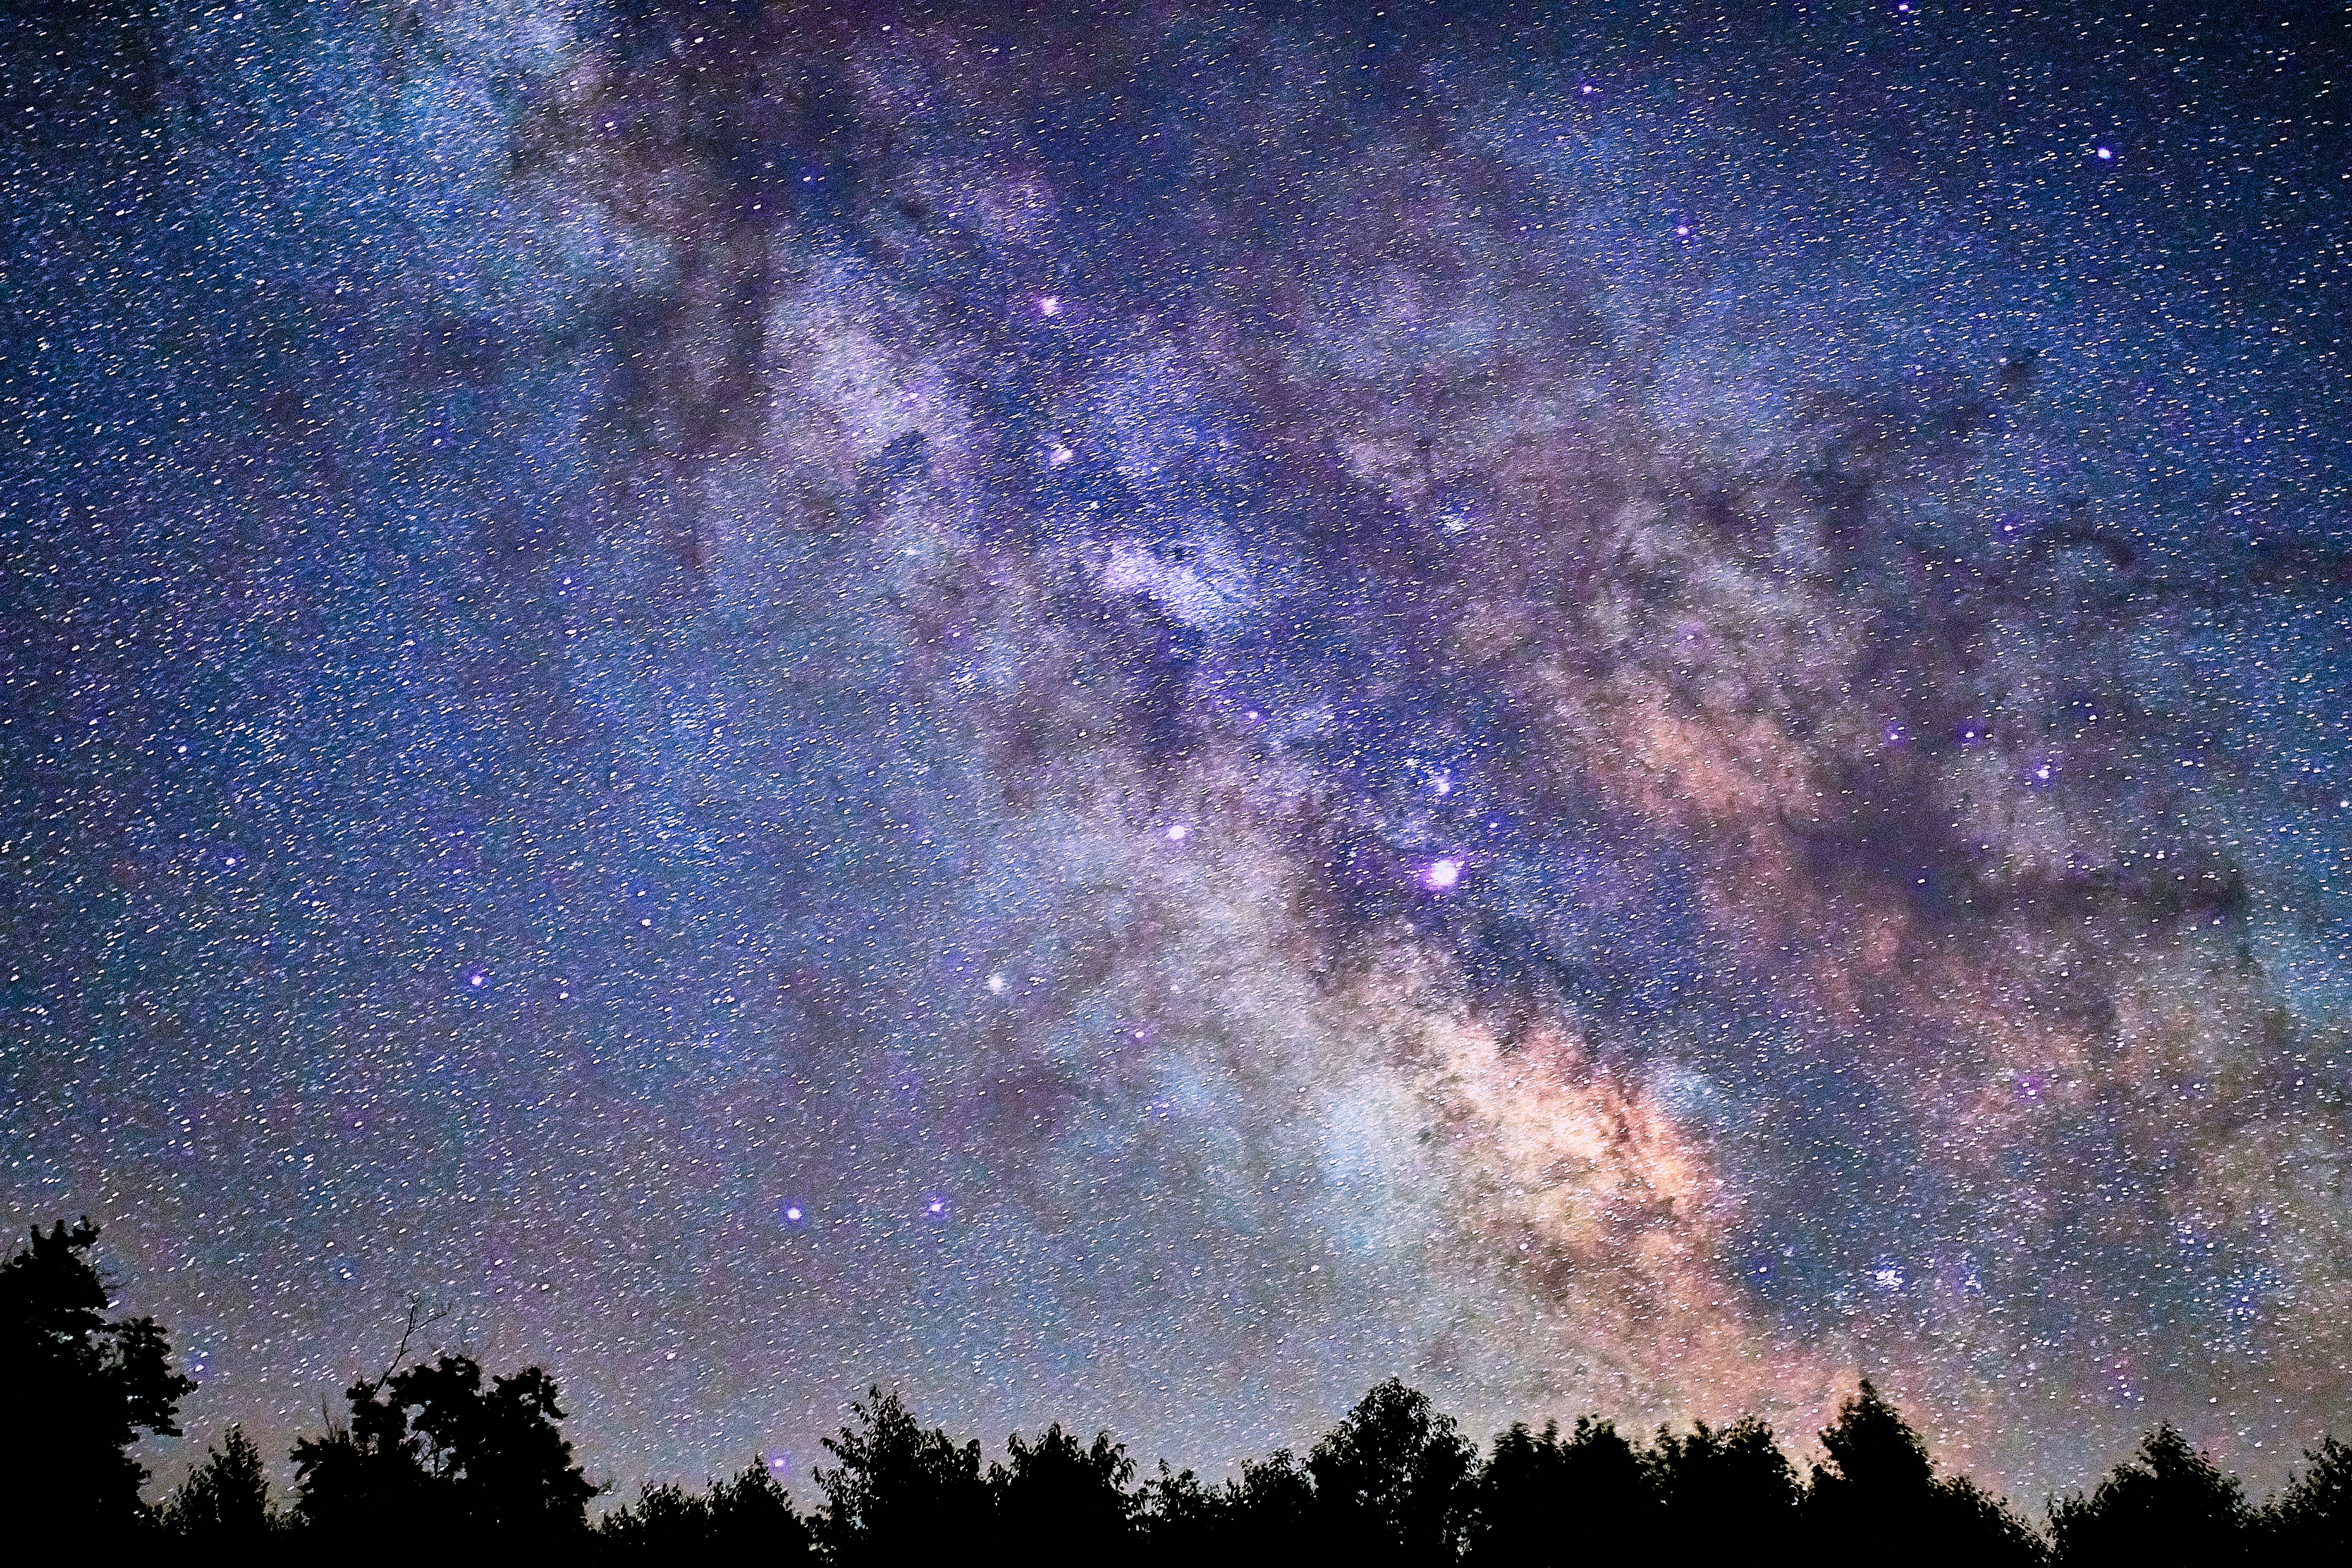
[598,1479,707,1549]
[1805,1382,2043,1566]
[1225,1448,1319,1558]
[597,1459,813,1556]
[990,1421,1138,1549]
[0,1218,195,1529]
[690,1458,810,1553]
[1648,1416,1802,1557]
[2266,1436,2352,1553]
[1308,1380,1478,1561]
[1466,1416,1659,1565]
[814,1387,990,1562]
[292,1378,444,1534]
[294,1350,593,1538]
[2048,1425,2251,1566]
[1134,1446,1320,1559]
[291,1302,446,1533]
[162,1425,277,1540]
[400,1357,596,1531]
[1137,1459,1228,1559]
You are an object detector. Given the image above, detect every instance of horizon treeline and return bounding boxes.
[11,1220,2350,1559]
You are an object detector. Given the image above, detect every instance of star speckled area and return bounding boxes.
[3,0,2347,1502]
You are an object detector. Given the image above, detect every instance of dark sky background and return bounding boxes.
[3,0,2347,1505]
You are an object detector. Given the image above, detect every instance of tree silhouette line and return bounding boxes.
[11,1219,2349,1559]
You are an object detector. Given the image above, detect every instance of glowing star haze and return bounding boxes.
[2,0,2346,1505]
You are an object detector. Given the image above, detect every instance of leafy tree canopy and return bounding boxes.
[989,1421,1137,1548]
[2049,1424,2250,1567]
[0,1218,193,1526]
[815,1386,989,1562]
[599,1459,812,1555]
[1308,1378,1479,1561]
[162,1425,276,1540]
[293,1350,594,1537]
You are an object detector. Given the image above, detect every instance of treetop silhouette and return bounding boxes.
[290,1300,594,1538]
[0,1218,194,1528]
[11,1219,2350,1559]
[162,1425,276,1540]
[1807,1379,2045,1566]
[813,1385,990,1561]
[600,1459,812,1554]
[2049,1423,2251,1566]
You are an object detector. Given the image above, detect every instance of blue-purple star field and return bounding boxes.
[4,0,2347,1504]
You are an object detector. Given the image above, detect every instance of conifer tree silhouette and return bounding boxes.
[21,1206,2341,1566]
[0,1218,195,1530]
[162,1425,277,1540]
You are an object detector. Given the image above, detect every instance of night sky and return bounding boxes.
[4,0,2347,1505]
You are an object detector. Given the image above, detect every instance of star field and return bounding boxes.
[3,0,2348,1503]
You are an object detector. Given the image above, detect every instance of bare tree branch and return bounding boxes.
[361,1295,448,1397]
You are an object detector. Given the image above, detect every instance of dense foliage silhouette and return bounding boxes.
[1806,1381,2045,1567]
[991,1420,1139,1550]
[161,1425,276,1541]
[1308,1379,1479,1562]
[812,1385,991,1562]
[2269,1436,2352,1555]
[0,1219,193,1530]
[597,1460,812,1556]
[1648,1414,1804,1558]
[1464,1416,1657,1565]
[17,1216,2352,1557]
[292,1351,595,1539]
[2047,1424,2253,1565]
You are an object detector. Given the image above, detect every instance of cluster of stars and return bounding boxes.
[1,0,2343,1510]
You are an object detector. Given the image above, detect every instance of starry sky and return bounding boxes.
[3,0,2348,1504]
